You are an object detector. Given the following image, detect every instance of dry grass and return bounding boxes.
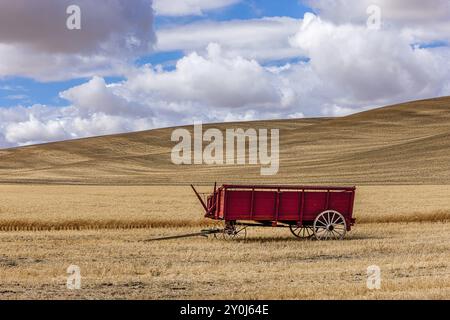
[0,219,213,232]
[0,184,449,299]
[0,222,448,300]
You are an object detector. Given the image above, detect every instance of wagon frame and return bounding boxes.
[191,183,356,240]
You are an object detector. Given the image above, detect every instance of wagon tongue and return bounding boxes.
[143,228,222,242]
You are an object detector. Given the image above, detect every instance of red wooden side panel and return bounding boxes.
[328,191,352,218]
[224,190,253,220]
[302,191,328,220]
[253,191,277,220]
[278,192,300,220]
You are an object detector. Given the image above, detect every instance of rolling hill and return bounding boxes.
[1,96,450,185]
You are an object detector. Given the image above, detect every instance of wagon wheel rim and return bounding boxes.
[222,226,247,240]
[289,225,314,239]
[313,210,346,240]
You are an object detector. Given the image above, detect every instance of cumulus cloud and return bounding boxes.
[0,44,132,81]
[305,0,450,43]
[290,13,450,106]
[156,17,302,62]
[60,76,153,117]
[153,0,240,16]
[0,104,156,147]
[126,43,281,108]
[0,0,155,81]
[306,0,450,25]
[0,0,154,54]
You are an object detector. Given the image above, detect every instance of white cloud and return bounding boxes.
[0,0,155,81]
[306,0,450,24]
[290,13,450,106]
[1,105,156,147]
[0,44,131,81]
[5,115,69,146]
[153,0,240,16]
[60,76,153,117]
[156,17,302,62]
[126,43,281,109]
[305,0,450,43]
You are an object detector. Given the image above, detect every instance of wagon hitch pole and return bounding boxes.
[191,184,208,212]
[143,228,223,242]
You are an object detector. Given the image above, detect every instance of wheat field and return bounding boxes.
[0,184,449,299]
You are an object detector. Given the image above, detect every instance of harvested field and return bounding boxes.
[0,222,448,299]
[0,184,449,299]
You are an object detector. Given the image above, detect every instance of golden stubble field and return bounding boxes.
[0,184,449,299]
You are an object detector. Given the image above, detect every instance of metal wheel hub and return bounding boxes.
[313,210,347,240]
[221,221,247,240]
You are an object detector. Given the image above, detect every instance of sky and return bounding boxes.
[0,0,450,147]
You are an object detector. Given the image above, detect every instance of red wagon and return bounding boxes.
[192,184,356,240]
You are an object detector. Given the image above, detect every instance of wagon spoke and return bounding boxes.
[316,227,327,240]
[290,225,314,239]
[330,212,336,224]
[331,214,340,224]
[330,230,340,239]
[316,219,327,226]
[332,225,345,238]
[336,231,344,239]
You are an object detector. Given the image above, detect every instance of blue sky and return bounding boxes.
[1,0,449,147]
[155,0,312,25]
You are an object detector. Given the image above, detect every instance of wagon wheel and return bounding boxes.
[222,225,247,240]
[289,225,314,239]
[313,210,347,240]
